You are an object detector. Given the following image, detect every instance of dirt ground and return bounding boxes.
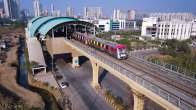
[0,34,44,108]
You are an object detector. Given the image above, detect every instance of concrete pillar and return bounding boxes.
[74,25,76,33]
[85,25,87,33]
[72,56,80,68]
[133,90,145,110]
[93,26,96,36]
[91,62,100,88]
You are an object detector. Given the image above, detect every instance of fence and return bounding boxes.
[129,52,196,80]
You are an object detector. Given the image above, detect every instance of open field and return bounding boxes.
[0,32,44,109]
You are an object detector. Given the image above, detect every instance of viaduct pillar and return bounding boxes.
[133,89,145,110]
[72,56,80,68]
[91,61,100,88]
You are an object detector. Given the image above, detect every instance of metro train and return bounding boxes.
[72,32,128,60]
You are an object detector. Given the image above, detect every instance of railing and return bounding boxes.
[128,52,196,87]
[129,51,196,80]
[65,39,195,110]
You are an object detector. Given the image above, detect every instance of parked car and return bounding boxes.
[60,82,69,88]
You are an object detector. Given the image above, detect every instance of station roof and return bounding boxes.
[27,16,94,38]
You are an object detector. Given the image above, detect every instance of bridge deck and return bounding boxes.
[92,42,196,105]
[65,38,196,110]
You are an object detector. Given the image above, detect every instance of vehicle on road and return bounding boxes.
[60,82,69,88]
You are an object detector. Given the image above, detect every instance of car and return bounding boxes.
[60,82,69,88]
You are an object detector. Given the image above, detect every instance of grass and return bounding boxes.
[147,54,196,77]
[0,26,25,37]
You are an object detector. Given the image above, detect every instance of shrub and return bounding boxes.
[31,61,39,68]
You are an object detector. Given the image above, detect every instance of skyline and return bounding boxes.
[20,0,196,16]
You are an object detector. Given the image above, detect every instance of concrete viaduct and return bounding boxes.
[25,16,196,110]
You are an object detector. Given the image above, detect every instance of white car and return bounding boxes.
[60,82,69,88]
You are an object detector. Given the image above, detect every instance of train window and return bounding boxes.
[91,40,93,45]
[100,43,103,47]
[107,46,110,51]
[106,45,108,49]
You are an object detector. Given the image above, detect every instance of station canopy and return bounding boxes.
[27,16,95,38]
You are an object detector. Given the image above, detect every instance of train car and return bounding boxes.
[72,33,127,60]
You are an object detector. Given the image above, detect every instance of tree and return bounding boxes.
[159,39,191,56]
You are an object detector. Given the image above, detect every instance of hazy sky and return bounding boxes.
[21,0,196,16]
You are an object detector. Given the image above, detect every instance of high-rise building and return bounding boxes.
[66,6,74,17]
[113,9,126,20]
[84,7,102,19]
[3,0,10,17]
[52,9,61,17]
[33,0,40,17]
[0,8,4,18]
[0,0,4,18]
[0,0,3,8]
[150,12,195,21]
[51,3,54,16]
[141,17,196,40]
[127,10,136,20]
[42,8,48,16]
[191,19,196,37]
[20,9,30,22]
[3,0,20,19]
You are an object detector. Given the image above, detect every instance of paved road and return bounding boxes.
[56,59,115,110]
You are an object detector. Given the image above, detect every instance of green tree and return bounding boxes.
[159,39,190,56]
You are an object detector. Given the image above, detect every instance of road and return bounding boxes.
[56,59,115,110]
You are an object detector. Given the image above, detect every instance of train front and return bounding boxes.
[116,44,128,60]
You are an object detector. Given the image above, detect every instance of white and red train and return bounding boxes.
[72,33,128,60]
